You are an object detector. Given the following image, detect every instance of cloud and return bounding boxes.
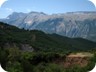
[5,8,13,12]
[0,0,8,8]
[27,9,31,12]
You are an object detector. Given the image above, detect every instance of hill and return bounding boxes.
[0,22,96,52]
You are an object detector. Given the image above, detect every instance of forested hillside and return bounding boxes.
[0,22,96,72]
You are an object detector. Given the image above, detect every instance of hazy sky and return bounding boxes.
[0,0,96,18]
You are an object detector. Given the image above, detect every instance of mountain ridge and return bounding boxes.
[0,11,96,41]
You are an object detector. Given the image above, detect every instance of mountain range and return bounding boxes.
[0,11,96,41]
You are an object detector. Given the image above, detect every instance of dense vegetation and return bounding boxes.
[0,22,96,72]
[0,47,96,72]
[0,22,96,52]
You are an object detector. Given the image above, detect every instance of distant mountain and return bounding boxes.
[0,22,96,52]
[1,11,96,41]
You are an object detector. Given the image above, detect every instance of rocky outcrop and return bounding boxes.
[20,44,34,52]
[2,43,34,52]
[63,57,89,68]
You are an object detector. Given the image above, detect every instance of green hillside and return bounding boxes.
[0,22,96,52]
[0,22,96,72]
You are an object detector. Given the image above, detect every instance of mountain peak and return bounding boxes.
[7,12,27,20]
[11,12,26,15]
[29,11,47,15]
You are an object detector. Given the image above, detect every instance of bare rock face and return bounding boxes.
[3,43,34,52]
[63,57,89,68]
[20,44,34,52]
[54,52,93,68]
[1,11,96,41]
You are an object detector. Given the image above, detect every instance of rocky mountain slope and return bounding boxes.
[0,11,96,41]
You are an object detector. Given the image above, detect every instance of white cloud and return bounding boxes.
[27,9,31,12]
[6,8,13,12]
[0,0,8,8]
